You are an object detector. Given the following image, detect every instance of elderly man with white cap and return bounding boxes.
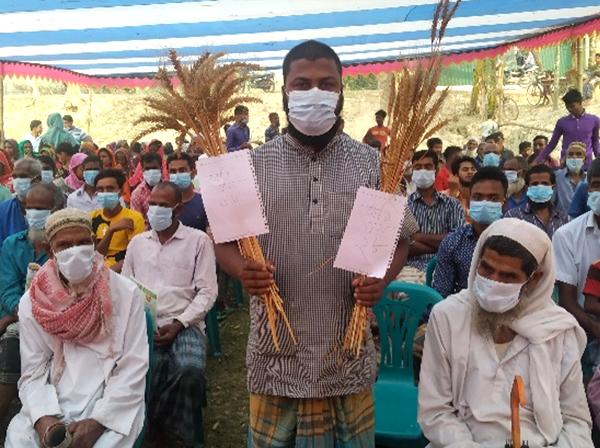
[418,218,593,448]
[5,208,149,448]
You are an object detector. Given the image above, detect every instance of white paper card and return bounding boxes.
[334,187,406,279]
[197,151,269,243]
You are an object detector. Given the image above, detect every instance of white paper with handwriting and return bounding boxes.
[334,187,406,279]
[196,151,268,244]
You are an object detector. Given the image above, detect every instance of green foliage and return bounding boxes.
[343,73,379,90]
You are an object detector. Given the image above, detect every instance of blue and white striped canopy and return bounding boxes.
[1,0,600,77]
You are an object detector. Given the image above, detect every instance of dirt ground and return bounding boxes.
[4,82,600,158]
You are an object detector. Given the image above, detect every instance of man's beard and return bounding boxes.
[507,178,526,196]
[27,228,48,247]
[472,290,529,340]
[530,198,551,211]
[282,92,344,152]
[459,178,471,188]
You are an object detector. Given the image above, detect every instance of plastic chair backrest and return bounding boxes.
[425,257,436,288]
[373,282,442,373]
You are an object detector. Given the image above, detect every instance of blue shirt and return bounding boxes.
[0,230,49,317]
[504,201,571,239]
[226,122,250,152]
[432,224,478,298]
[179,193,208,232]
[407,190,466,270]
[0,197,26,249]
[507,192,528,211]
[553,168,586,214]
[568,181,590,219]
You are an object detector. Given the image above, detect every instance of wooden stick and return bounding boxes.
[511,376,526,448]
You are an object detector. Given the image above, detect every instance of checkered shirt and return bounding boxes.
[248,133,418,398]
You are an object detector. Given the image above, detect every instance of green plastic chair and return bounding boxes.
[373,282,442,448]
[133,308,154,448]
[425,257,436,288]
[205,305,222,358]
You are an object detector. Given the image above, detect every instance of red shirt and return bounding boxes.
[434,166,451,191]
[364,126,390,149]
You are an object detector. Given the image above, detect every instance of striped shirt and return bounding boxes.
[248,133,418,398]
[407,190,466,270]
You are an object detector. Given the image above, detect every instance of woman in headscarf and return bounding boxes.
[129,139,168,189]
[54,152,87,197]
[113,147,132,205]
[0,149,13,193]
[418,218,592,447]
[38,142,56,160]
[97,147,116,169]
[3,140,19,164]
[19,140,34,158]
[40,113,78,149]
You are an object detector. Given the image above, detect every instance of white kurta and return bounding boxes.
[418,295,593,448]
[6,272,149,448]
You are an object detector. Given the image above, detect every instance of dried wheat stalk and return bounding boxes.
[343,0,460,357]
[135,50,296,349]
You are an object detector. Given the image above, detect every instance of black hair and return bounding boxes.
[443,145,462,161]
[26,182,64,210]
[375,109,387,119]
[470,166,508,195]
[223,124,231,133]
[282,40,342,83]
[481,235,539,277]
[533,135,548,144]
[426,137,443,150]
[36,155,57,173]
[30,119,42,130]
[486,133,500,143]
[131,142,142,154]
[518,141,531,151]
[153,181,183,204]
[163,142,174,156]
[167,152,195,170]
[412,150,439,167]
[587,157,600,182]
[268,112,279,120]
[369,140,381,149]
[562,89,582,104]
[94,168,126,189]
[55,142,77,156]
[451,155,476,176]
[234,105,248,116]
[83,155,102,168]
[62,114,73,123]
[525,164,556,185]
[141,151,163,167]
[490,131,504,140]
[505,156,528,171]
[148,140,163,150]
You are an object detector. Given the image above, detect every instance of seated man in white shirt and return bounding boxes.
[418,218,593,448]
[122,182,217,447]
[6,208,149,448]
[66,155,102,212]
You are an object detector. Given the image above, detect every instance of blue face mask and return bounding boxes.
[83,170,99,186]
[13,177,32,199]
[97,192,120,210]
[41,170,54,183]
[169,173,192,190]
[526,185,553,203]
[26,209,51,230]
[588,191,600,215]
[483,153,501,167]
[566,158,584,173]
[468,201,503,225]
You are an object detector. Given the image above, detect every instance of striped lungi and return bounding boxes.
[248,389,375,448]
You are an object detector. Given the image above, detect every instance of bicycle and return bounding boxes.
[526,74,570,106]
[502,96,519,122]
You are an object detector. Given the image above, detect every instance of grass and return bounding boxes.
[203,306,250,448]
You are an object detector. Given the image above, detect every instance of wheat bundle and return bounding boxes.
[135,50,296,349]
[343,0,460,357]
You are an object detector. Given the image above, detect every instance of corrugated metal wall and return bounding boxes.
[438,42,573,86]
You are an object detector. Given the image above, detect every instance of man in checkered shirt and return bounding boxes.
[215,40,418,447]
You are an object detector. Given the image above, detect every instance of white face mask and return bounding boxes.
[287,88,340,136]
[55,245,96,285]
[147,205,174,232]
[412,169,436,189]
[473,272,527,314]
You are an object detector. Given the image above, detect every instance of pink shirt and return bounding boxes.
[121,223,217,332]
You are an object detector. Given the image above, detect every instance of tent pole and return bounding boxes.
[577,37,584,93]
[0,74,4,140]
